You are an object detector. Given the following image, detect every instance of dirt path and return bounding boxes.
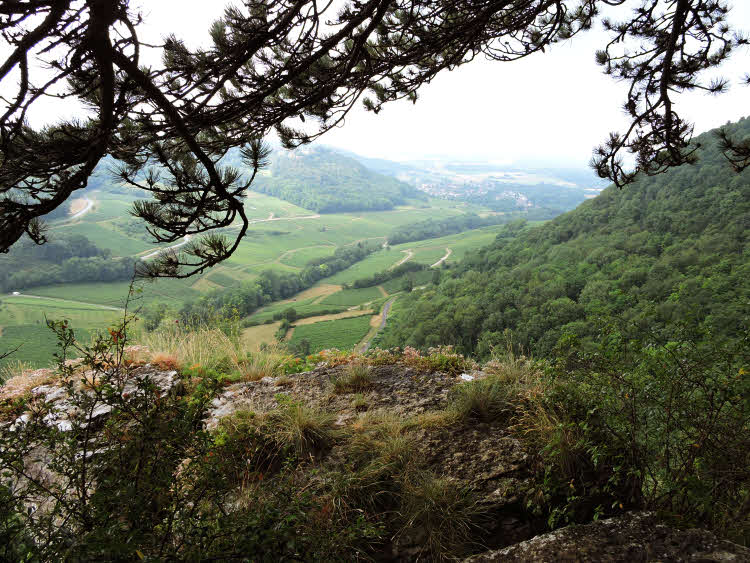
[275,245,335,266]
[293,310,372,326]
[377,286,388,298]
[389,249,413,270]
[249,285,342,318]
[431,248,452,268]
[358,297,397,353]
[140,235,192,260]
[246,213,320,226]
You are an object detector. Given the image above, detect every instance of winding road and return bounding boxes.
[431,248,452,268]
[140,235,193,261]
[69,198,94,220]
[389,249,414,270]
[3,293,123,311]
[359,296,397,353]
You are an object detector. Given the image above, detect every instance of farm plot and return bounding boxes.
[320,286,384,307]
[0,295,122,367]
[288,315,372,353]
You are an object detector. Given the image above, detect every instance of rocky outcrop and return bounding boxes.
[464,512,750,562]
[4,363,746,562]
[5,365,180,432]
[206,363,459,428]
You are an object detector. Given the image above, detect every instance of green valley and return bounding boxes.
[0,147,529,367]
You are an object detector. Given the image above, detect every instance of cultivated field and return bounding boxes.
[5,189,517,360]
[0,295,123,367]
[288,315,372,353]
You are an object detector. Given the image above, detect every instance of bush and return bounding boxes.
[520,323,750,540]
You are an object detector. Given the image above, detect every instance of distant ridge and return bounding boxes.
[249,146,425,213]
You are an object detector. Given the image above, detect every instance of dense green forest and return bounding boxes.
[0,234,136,293]
[387,212,516,245]
[379,118,750,358]
[251,147,425,212]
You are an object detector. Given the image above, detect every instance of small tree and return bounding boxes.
[402,276,414,293]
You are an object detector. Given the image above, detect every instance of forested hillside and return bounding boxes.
[380,118,750,357]
[251,146,425,212]
[0,234,136,293]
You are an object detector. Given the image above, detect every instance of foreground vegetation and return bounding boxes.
[0,311,746,560]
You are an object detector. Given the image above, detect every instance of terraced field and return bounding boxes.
[288,315,372,353]
[6,188,524,360]
[0,295,123,367]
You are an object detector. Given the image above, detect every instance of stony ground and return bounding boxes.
[4,361,749,562]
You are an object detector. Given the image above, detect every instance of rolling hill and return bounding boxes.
[379,117,750,357]
[250,146,426,212]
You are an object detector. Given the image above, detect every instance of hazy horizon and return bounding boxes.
[10,1,750,168]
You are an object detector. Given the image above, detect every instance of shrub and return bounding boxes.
[399,473,486,558]
[520,323,750,540]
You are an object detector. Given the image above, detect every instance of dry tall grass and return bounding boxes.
[0,363,56,402]
[137,324,292,381]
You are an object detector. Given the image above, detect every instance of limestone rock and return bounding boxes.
[464,512,750,562]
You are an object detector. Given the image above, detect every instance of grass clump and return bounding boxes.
[267,397,338,459]
[0,360,33,387]
[341,412,418,507]
[139,324,241,372]
[399,473,486,558]
[448,376,512,423]
[331,363,374,394]
[352,393,369,411]
[236,343,290,381]
[214,398,337,482]
[139,322,294,383]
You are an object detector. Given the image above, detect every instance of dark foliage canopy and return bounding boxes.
[379,117,750,357]
[1,0,747,276]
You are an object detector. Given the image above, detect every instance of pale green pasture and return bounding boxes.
[319,250,403,285]
[279,246,336,267]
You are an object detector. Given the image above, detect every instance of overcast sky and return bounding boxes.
[14,1,750,167]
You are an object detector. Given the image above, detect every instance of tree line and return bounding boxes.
[344,261,427,289]
[0,234,135,293]
[387,213,513,245]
